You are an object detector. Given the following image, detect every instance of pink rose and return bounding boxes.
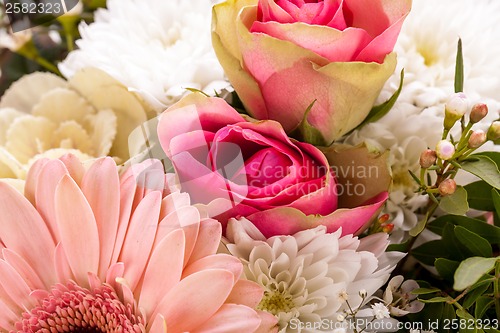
[158,94,389,237]
[212,0,411,144]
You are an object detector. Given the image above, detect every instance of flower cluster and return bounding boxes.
[0,0,499,331]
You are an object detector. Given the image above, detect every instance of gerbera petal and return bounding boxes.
[149,314,167,333]
[225,280,264,308]
[192,304,261,333]
[2,249,45,290]
[81,157,120,278]
[54,243,75,283]
[120,190,162,291]
[55,175,100,287]
[186,219,222,266]
[0,298,18,330]
[0,182,56,287]
[24,157,49,205]
[154,269,235,332]
[182,254,243,284]
[139,229,185,319]
[0,260,37,310]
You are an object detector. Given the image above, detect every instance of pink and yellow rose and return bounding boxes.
[212,0,411,144]
[158,94,390,237]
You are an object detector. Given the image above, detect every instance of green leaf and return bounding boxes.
[465,181,495,211]
[419,296,449,303]
[411,287,441,295]
[440,186,469,215]
[387,238,412,252]
[475,296,495,319]
[474,152,500,167]
[427,215,500,244]
[454,257,499,291]
[289,100,329,146]
[442,223,473,261]
[412,240,450,266]
[409,217,428,237]
[454,226,493,257]
[357,69,404,128]
[455,38,464,93]
[463,281,492,309]
[492,188,500,219]
[435,258,460,281]
[461,155,500,190]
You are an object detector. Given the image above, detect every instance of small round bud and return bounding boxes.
[382,223,394,234]
[337,314,345,322]
[487,121,500,141]
[470,103,488,123]
[359,289,367,298]
[444,93,468,129]
[419,149,438,168]
[468,130,487,148]
[436,140,455,160]
[439,179,457,196]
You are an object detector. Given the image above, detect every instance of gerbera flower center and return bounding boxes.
[257,289,296,316]
[14,281,145,333]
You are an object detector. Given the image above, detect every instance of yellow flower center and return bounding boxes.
[257,289,296,316]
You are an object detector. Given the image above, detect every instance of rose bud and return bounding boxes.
[444,93,468,130]
[439,179,457,196]
[468,130,487,149]
[419,149,437,168]
[470,103,488,124]
[487,121,500,141]
[436,140,456,160]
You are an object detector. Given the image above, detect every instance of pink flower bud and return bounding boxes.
[468,130,487,148]
[487,121,500,141]
[444,93,468,129]
[439,179,457,196]
[436,140,455,160]
[470,103,488,124]
[419,149,437,168]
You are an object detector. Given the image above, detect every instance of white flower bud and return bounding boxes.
[470,103,488,123]
[444,93,468,129]
[435,140,455,160]
[468,130,487,148]
[487,121,500,141]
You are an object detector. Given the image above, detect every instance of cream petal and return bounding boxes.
[81,157,120,278]
[54,175,100,287]
[120,191,162,291]
[153,269,235,332]
[0,147,24,178]
[31,88,95,124]
[0,72,68,113]
[0,108,23,144]
[69,68,148,160]
[85,109,117,156]
[191,304,261,333]
[5,115,58,163]
[139,229,185,319]
[0,182,56,287]
[52,121,93,154]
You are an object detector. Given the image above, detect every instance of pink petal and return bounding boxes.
[182,254,243,283]
[105,262,125,292]
[24,157,49,205]
[0,260,37,311]
[35,159,69,241]
[2,248,45,290]
[255,310,280,333]
[55,175,100,287]
[247,192,388,237]
[149,314,167,333]
[54,243,75,285]
[139,229,185,319]
[258,0,294,23]
[153,269,235,332]
[186,219,222,266]
[0,298,18,330]
[225,280,264,308]
[59,153,85,186]
[119,191,162,291]
[81,157,120,278]
[192,304,261,333]
[0,182,56,287]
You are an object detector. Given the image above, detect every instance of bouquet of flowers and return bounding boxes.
[0,0,499,332]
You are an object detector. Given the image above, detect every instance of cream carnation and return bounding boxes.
[0,68,148,179]
[59,0,227,111]
[224,218,404,333]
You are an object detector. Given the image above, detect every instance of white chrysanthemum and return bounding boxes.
[59,0,227,111]
[379,0,500,107]
[224,218,404,333]
[344,98,500,241]
[0,68,148,179]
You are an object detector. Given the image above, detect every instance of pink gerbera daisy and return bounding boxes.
[0,155,277,332]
